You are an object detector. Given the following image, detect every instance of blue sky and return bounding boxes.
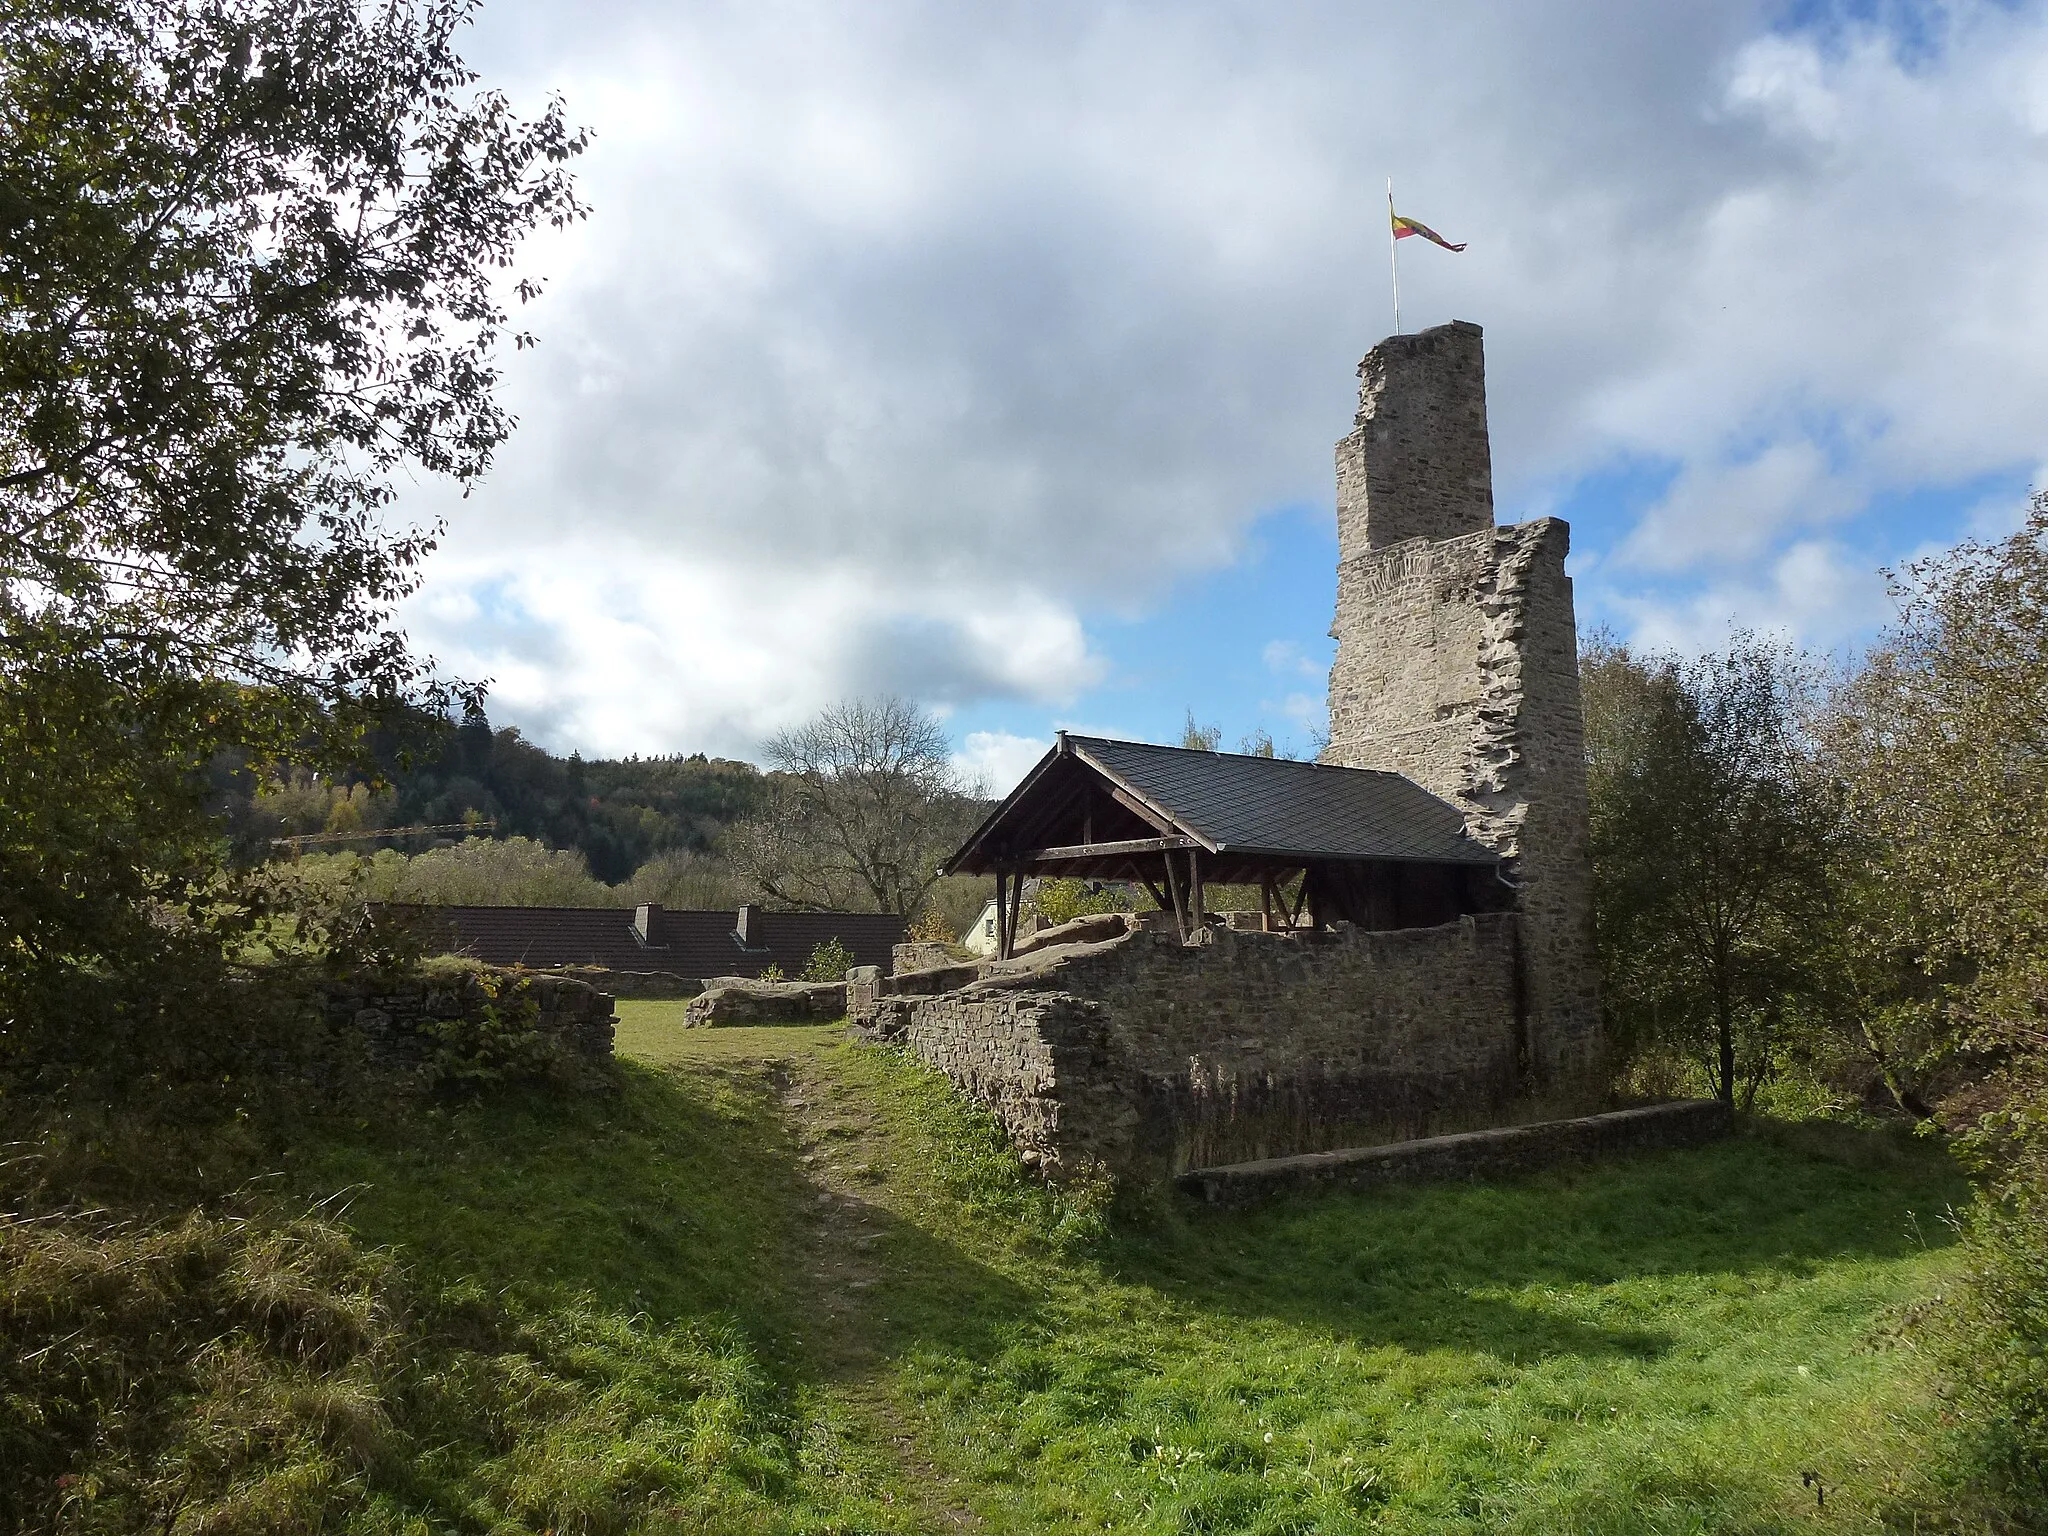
[392,0,2048,790]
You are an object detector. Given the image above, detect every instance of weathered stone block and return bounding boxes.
[685,980,848,1026]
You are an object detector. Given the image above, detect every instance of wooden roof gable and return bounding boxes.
[943,732,1496,877]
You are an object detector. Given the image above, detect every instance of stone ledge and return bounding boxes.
[1177,1099,1731,1203]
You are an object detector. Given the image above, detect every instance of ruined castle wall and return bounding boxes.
[1335,319,1494,556]
[1324,321,1604,1104]
[852,917,1525,1178]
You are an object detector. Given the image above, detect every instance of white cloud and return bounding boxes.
[1619,439,1859,574]
[1611,538,1891,656]
[404,544,1097,758]
[952,730,1051,796]
[1261,639,1323,680]
[394,0,2048,751]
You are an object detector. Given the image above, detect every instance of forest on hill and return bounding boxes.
[215,706,771,883]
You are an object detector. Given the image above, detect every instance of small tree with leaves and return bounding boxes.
[802,937,855,983]
[0,0,585,1084]
[1584,634,1823,1106]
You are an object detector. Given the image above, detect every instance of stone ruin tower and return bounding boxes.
[1322,319,1604,1104]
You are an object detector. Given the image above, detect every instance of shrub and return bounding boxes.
[411,969,586,1095]
[907,907,956,944]
[802,938,855,983]
[1034,878,1131,928]
[1924,1060,2048,1515]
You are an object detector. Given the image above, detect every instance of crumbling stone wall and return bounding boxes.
[1334,319,1494,554]
[540,966,701,999]
[684,979,847,1025]
[322,969,616,1077]
[852,917,1534,1178]
[1324,320,1603,1100]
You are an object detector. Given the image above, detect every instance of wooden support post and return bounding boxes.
[994,871,1010,959]
[1005,870,1023,956]
[1188,850,1204,937]
[1260,875,1273,933]
[1161,850,1189,942]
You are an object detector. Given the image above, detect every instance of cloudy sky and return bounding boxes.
[397,0,2048,785]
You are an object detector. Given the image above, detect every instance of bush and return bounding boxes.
[408,967,590,1095]
[1034,878,1131,928]
[1926,1062,2048,1517]
[295,836,613,907]
[906,907,955,944]
[802,938,855,983]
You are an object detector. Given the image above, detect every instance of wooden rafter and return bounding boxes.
[1022,835,1198,862]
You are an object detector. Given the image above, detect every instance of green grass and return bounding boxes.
[805,1042,1971,1533]
[305,1033,1976,1531]
[6,1022,1978,1532]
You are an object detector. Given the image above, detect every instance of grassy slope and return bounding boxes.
[275,1001,1970,1533]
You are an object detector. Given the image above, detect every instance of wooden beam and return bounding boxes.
[1260,876,1273,934]
[1105,781,1176,832]
[1020,835,1199,862]
[1161,850,1189,942]
[1189,850,1204,936]
[994,871,1010,959]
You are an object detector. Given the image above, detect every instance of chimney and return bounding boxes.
[735,903,760,944]
[633,903,661,945]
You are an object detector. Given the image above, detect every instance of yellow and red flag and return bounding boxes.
[1391,210,1465,253]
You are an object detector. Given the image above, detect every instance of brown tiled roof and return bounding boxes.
[379,904,906,981]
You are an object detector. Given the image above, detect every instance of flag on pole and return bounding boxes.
[1391,209,1465,253]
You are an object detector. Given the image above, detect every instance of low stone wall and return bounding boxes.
[1178,1099,1732,1202]
[851,913,1562,1180]
[685,979,848,1026]
[892,941,953,975]
[322,967,616,1076]
[540,965,701,999]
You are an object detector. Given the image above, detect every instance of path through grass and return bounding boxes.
[295,1004,1968,1532]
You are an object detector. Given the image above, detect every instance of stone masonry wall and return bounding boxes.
[1335,319,1493,556]
[1324,321,1604,1102]
[851,917,1527,1179]
[322,968,616,1077]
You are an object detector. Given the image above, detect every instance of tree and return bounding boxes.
[1584,634,1822,1105]
[1831,495,2048,1507]
[0,0,584,1078]
[2,0,584,690]
[723,697,978,915]
[1839,497,2048,1033]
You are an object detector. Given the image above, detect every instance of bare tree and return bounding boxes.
[723,697,979,915]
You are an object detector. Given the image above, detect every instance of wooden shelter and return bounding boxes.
[943,733,1507,957]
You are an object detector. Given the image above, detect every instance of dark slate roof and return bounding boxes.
[947,733,1496,870]
[378,904,906,980]
[1073,736,1493,864]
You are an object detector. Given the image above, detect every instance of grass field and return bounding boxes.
[270,1003,1975,1532]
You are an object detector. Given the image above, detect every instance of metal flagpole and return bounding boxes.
[1387,178,1401,335]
